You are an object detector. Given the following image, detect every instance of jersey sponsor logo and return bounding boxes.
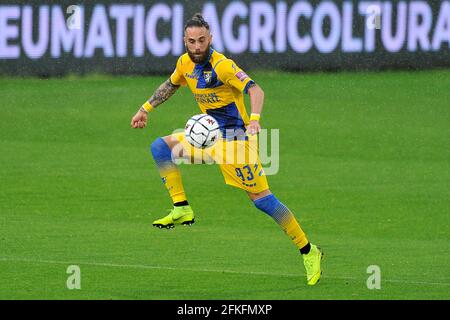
[194,93,220,104]
[185,72,197,79]
[235,71,248,82]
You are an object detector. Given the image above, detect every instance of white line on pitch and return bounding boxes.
[1,257,449,287]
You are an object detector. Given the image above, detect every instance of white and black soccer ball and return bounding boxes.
[184,114,220,148]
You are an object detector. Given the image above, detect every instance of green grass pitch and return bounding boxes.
[0,70,449,300]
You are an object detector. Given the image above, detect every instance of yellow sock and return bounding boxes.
[151,138,187,205]
[159,166,187,204]
[281,215,309,250]
[254,194,309,250]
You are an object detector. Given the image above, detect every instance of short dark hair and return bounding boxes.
[184,13,210,31]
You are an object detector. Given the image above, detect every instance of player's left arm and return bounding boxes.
[247,83,264,135]
[215,60,265,135]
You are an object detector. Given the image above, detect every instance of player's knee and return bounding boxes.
[253,193,279,217]
[150,137,172,162]
[248,189,272,201]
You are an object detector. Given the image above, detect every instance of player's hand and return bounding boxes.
[131,109,148,129]
[246,120,261,135]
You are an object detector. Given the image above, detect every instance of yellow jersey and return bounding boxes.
[170,48,255,138]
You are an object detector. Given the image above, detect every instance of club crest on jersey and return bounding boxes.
[235,71,249,82]
[203,71,212,84]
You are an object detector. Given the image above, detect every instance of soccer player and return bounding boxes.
[130,14,323,285]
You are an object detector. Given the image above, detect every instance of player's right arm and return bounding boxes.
[131,56,186,129]
[130,79,180,129]
[147,79,181,109]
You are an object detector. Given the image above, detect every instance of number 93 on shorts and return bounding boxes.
[171,131,270,193]
[214,136,269,193]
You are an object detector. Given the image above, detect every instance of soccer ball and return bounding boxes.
[184,114,220,148]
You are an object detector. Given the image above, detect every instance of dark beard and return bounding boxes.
[187,43,211,64]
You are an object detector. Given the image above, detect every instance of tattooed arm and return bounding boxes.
[147,79,180,109]
[131,79,180,129]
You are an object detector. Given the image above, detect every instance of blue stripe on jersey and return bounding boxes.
[195,63,223,89]
[206,102,246,139]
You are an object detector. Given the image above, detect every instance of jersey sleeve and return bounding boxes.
[215,59,255,94]
[169,56,187,86]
